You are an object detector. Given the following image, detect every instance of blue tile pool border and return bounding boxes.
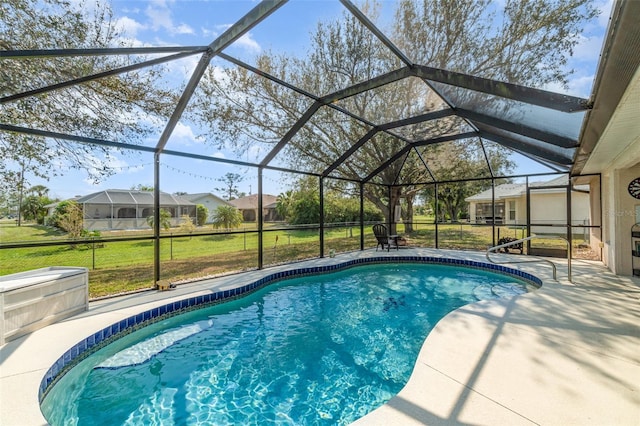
[38,256,542,402]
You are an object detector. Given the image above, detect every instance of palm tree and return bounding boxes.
[275,190,294,223]
[211,206,243,231]
[146,209,172,231]
[28,185,49,198]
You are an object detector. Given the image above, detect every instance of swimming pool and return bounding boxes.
[40,258,540,425]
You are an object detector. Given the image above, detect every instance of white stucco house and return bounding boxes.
[181,193,232,223]
[465,175,590,235]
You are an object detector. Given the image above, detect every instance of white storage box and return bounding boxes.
[0,267,89,345]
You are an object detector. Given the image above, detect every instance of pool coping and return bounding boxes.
[1,248,638,425]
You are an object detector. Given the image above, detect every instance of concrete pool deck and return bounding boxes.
[1,248,639,425]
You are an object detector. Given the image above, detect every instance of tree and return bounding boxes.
[275,190,294,221]
[289,190,320,225]
[196,204,208,226]
[27,185,49,198]
[191,0,596,232]
[178,214,196,234]
[132,185,154,192]
[393,0,596,85]
[214,173,243,201]
[1,0,176,193]
[49,200,75,228]
[54,201,84,238]
[21,185,53,223]
[146,209,172,231]
[211,205,243,230]
[277,176,384,225]
[21,195,49,223]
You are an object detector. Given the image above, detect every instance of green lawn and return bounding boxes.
[0,220,373,297]
[0,218,592,299]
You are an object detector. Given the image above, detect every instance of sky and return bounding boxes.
[25,0,614,201]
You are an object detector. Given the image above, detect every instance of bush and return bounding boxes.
[196,204,208,226]
[179,214,196,233]
[51,201,83,238]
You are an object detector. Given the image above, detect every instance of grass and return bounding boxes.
[0,220,371,297]
[0,218,595,299]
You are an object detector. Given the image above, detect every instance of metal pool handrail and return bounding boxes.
[486,235,572,282]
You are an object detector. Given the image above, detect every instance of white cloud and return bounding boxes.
[543,75,595,98]
[145,0,194,35]
[164,54,200,82]
[201,27,220,39]
[246,144,264,162]
[175,23,195,35]
[567,75,596,98]
[212,152,226,159]
[115,16,147,38]
[170,122,198,146]
[572,34,605,62]
[235,33,261,53]
[215,24,261,53]
[146,0,172,30]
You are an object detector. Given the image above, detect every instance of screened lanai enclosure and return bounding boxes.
[0,0,604,296]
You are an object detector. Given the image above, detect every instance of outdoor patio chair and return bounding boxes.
[373,224,399,251]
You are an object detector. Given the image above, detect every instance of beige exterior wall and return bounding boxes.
[469,190,590,235]
[530,192,566,225]
[601,165,640,275]
[587,176,603,260]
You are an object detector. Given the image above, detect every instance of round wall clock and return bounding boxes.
[628,177,640,199]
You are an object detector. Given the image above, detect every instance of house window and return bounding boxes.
[509,201,516,220]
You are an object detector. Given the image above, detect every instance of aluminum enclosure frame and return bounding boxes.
[1,0,605,281]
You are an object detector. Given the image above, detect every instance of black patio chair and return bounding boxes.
[373,224,398,251]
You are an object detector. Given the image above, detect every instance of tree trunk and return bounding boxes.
[363,186,401,235]
[389,186,402,235]
[404,193,415,233]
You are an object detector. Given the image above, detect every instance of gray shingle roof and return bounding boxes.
[465,183,526,202]
[466,175,587,202]
[74,189,194,206]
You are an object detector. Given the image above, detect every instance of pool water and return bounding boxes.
[41,263,535,425]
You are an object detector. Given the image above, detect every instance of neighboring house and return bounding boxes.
[228,194,282,222]
[46,189,196,231]
[465,176,590,234]
[181,193,231,223]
